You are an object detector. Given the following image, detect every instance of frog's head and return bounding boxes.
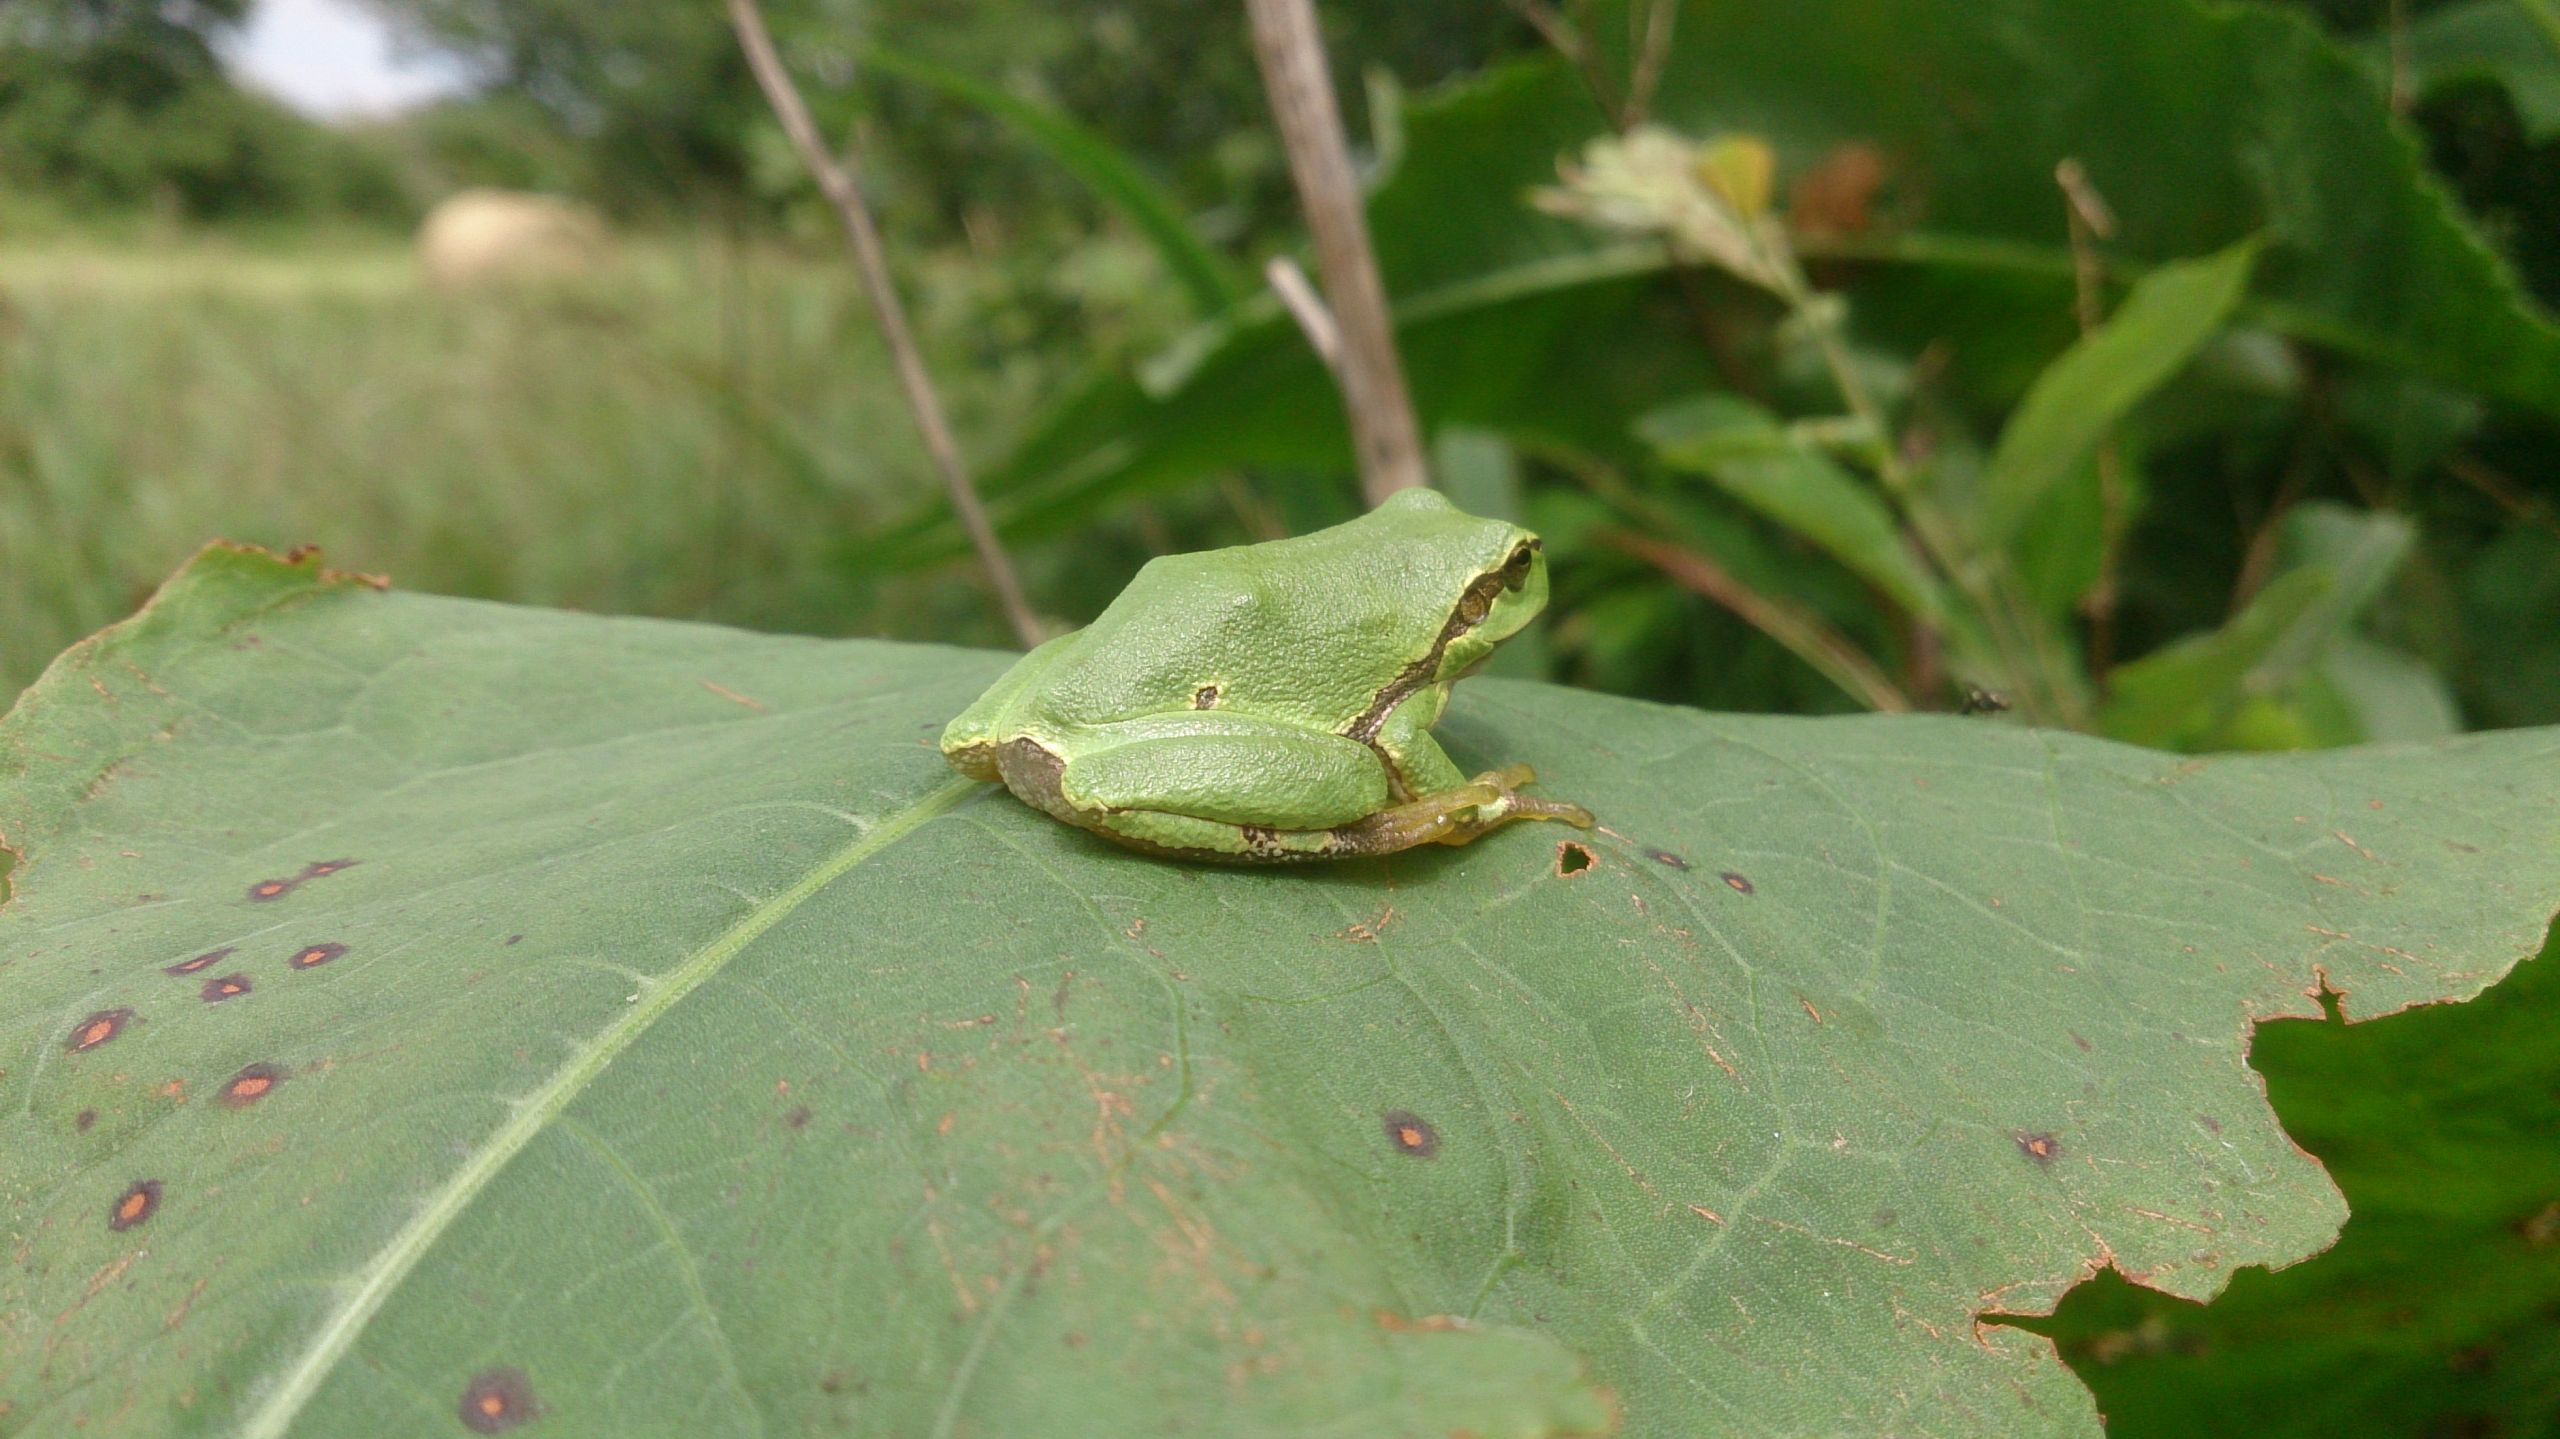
[1367,488,1550,682]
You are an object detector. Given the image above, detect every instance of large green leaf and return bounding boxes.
[2028,923,2560,1437]
[1610,0,2560,409]
[6,547,2559,1437]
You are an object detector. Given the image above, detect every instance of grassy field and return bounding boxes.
[0,231,1041,698]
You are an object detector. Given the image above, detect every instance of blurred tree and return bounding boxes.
[358,0,1531,229]
[0,0,410,221]
[356,0,804,214]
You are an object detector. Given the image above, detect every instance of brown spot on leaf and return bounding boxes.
[1646,847,1690,870]
[1192,684,1219,709]
[221,1064,284,1108]
[289,942,347,970]
[1555,841,1595,877]
[2014,1132,2061,1166]
[1382,1110,1439,1159]
[199,973,253,1003]
[68,1008,134,1052]
[250,859,360,903]
[459,1368,539,1432]
[75,1109,97,1132]
[109,1179,161,1231]
[165,947,234,976]
[505,934,524,946]
[2069,1032,2091,1052]
[1721,871,1755,895]
[785,1106,812,1130]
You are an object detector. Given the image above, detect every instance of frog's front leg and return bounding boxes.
[1366,683,1466,800]
[1351,685,1594,854]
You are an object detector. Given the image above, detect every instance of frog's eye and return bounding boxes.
[1506,542,1537,571]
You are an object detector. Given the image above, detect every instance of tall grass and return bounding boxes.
[0,231,1034,696]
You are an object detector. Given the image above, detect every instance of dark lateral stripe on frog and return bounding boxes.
[1342,543,1537,746]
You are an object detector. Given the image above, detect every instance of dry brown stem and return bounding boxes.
[728,0,1043,647]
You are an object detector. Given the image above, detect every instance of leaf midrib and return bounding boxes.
[237,774,984,1439]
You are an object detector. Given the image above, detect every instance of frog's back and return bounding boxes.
[1027,532,1429,730]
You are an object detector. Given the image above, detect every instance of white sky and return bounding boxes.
[223,0,470,118]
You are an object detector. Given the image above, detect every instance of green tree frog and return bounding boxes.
[940,488,1595,862]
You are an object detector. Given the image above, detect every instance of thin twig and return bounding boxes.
[1599,529,1914,713]
[1265,256,1343,377]
[728,0,1044,648]
[2448,453,2560,538]
[1246,0,1430,503]
[2385,0,2413,115]
[1510,0,1624,123]
[2057,158,2130,687]
[1624,0,1678,127]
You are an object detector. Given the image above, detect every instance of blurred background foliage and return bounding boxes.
[2,0,2557,1431]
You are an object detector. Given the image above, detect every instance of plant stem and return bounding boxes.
[727,0,1045,649]
[1246,0,1431,504]
[1624,0,1679,126]
[1265,256,1344,378]
[1510,0,1624,123]
[2057,159,2129,688]
[1599,528,1914,713]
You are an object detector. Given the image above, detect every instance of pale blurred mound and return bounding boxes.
[416,189,608,290]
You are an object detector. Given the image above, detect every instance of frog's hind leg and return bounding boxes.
[1000,719,1394,861]
[1323,764,1594,858]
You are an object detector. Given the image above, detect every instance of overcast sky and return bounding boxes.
[223,0,470,118]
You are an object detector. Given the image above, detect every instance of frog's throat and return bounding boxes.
[1342,557,1525,746]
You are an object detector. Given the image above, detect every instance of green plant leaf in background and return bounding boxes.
[1977,240,2261,548]
[5,548,2558,1436]
[2386,0,2560,142]
[2098,503,2459,751]
[1637,393,1945,620]
[860,45,1243,319]
[879,0,2560,566]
